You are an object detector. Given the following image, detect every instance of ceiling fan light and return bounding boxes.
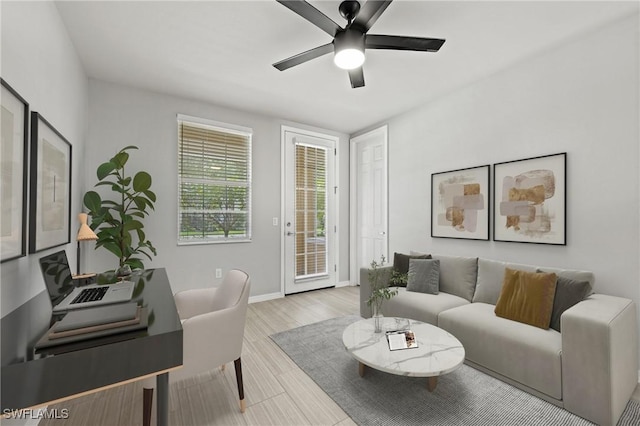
[334,48,365,70]
[333,29,366,70]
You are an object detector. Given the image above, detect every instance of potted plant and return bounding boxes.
[366,255,397,332]
[83,146,157,275]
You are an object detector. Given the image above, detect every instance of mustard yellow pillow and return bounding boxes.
[494,268,557,329]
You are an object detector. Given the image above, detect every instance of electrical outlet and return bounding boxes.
[215,268,222,279]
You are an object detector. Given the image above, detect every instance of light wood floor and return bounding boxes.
[35,284,640,425]
[40,285,361,426]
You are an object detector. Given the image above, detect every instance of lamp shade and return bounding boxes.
[334,30,365,70]
[77,212,98,241]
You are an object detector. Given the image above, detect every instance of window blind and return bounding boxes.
[178,116,252,243]
[294,143,327,278]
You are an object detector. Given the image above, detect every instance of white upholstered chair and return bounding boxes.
[142,269,251,426]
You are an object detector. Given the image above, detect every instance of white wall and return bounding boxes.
[85,80,350,297]
[1,1,89,317]
[378,14,639,343]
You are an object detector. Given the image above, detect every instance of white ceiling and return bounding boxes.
[55,1,638,134]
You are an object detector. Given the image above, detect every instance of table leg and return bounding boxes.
[358,362,367,377]
[427,376,438,392]
[157,372,169,426]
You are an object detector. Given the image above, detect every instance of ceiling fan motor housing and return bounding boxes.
[334,29,365,53]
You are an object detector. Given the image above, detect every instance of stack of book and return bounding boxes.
[35,302,148,353]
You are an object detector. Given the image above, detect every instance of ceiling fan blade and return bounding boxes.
[277,0,342,37]
[273,43,334,71]
[348,67,365,88]
[366,34,445,52]
[351,1,393,32]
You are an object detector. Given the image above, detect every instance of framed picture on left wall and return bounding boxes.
[29,112,72,253]
[1,79,29,262]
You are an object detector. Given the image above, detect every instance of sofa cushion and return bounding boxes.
[473,258,537,305]
[384,287,468,326]
[537,267,595,294]
[494,268,557,329]
[407,259,439,295]
[548,276,591,332]
[432,255,478,302]
[393,252,431,286]
[438,302,563,400]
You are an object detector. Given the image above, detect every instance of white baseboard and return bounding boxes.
[249,292,283,304]
[336,280,353,288]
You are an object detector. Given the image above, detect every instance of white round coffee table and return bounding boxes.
[342,317,465,391]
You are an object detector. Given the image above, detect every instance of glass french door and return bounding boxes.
[283,127,337,294]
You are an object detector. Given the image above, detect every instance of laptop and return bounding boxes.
[39,250,135,313]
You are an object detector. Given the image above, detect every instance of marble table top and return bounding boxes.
[342,317,465,377]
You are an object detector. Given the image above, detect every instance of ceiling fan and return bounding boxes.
[273,0,445,88]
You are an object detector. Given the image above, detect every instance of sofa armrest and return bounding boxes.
[561,294,638,426]
[359,266,393,318]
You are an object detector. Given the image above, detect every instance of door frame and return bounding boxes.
[349,125,389,284]
[281,125,340,295]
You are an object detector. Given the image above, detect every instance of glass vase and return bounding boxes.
[372,303,383,333]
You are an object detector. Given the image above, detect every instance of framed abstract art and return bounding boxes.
[29,112,72,253]
[431,164,490,240]
[1,79,29,262]
[493,153,566,245]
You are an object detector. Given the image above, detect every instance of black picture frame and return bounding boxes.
[493,152,567,245]
[29,112,72,253]
[431,164,490,240]
[1,79,29,262]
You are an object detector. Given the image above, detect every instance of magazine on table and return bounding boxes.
[386,329,418,351]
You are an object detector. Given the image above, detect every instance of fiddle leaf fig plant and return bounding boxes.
[83,145,157,273]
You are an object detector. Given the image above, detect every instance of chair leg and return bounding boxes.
[143,387,154,426]
[234,357,246,413]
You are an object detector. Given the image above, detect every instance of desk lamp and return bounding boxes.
[75,212,98,278]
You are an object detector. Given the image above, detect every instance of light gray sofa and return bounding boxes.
[359,254,638,426]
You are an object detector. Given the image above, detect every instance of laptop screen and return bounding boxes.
[39,250,74,307]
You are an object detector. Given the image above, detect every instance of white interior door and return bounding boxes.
[350,126,388,284]
[283,127,337,295]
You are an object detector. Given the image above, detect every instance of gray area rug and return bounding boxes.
[271,315,640,426]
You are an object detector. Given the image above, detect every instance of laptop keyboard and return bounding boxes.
[70,287,109,304]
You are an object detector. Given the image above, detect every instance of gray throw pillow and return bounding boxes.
[393,252,431,286]
[406,259,440,295]
[549,276,591,332]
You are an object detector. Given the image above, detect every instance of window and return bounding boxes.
[295,143,328,278]
[177,114,252,244]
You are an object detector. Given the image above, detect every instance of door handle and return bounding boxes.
[286,232,294,236]
[379,231,386,235]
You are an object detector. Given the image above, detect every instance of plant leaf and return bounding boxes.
[95,180,118,187]
[133,171,152,192]
[144,190,156,202]
[103,242,122,258]
[112,151,129,168]
[83,191,102,213]
[126,258,145,270]
[97,162,116,180]
[124,220,143,231]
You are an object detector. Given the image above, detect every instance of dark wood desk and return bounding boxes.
[1,268,183,426]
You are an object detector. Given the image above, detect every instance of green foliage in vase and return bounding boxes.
[83,146,157,271]
[366,255,397,315]
[389,270,408,287]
